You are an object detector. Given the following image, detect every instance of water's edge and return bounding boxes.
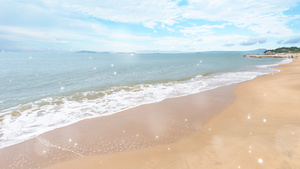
[0,58,293,149]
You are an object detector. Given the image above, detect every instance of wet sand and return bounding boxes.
[0,81,236,168]
[45,58,300,169]
[1,58,299,169]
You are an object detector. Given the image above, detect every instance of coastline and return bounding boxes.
[0,58,299,168]
[244,53,300,58]
[2,52,280,150]
[0,83,237,168]
[45,58,300,169]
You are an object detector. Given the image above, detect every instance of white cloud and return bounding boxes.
[110,34,154,41]
[182,0,298,37]
[0,0,299,51]
[63,0,181,27]
[0,24,112,45]
[180,23,232,35]
[240,37,267,46]
[154,36,194,46]
[153,34,247,49]
[143,22,157,29]
[0,26,67,43]
[58,0,299,38]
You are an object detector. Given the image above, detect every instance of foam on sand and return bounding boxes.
[0,59,292,149]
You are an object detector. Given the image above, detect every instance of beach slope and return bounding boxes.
[45,58,300,169]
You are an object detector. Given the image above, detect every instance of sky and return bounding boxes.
[0,0,300,52]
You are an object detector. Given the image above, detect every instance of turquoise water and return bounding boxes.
[0,52,291,148]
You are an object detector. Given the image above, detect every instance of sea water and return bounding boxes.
[0,52,292,148]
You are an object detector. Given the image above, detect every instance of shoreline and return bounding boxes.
[45,57,300,169]
[0,58,298,168]
[244,53,300,58]
[0,82,237,168]
[0,56,289,148]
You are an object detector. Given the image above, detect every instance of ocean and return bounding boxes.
[0,51,292,149]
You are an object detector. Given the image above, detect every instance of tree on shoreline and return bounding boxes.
[264,47,300,54]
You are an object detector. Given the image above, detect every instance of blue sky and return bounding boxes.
[0,0,300,52]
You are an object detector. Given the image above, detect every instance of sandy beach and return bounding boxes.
[1,58,299,169]
[2,1,300,168]
[0,80,236,168]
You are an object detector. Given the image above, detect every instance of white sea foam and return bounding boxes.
[0,59,292,149]
[256,58,293,68]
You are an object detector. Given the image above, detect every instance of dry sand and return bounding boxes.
[1,58,299,169]
[46,58,300,169]
[0,80,236,168]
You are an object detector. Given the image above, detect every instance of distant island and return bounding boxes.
[244,47,300,58]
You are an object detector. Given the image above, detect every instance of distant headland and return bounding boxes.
[244,47,300,58]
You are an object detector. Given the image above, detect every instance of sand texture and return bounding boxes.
[46,58,300,169]
[0,82,236,168]
[1,58,299,169]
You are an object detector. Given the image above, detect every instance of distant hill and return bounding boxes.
[264,47,300,54]
[246,48,268,54]
[137,49,268,54]
[196,49,267,55]
[75,50,97,53]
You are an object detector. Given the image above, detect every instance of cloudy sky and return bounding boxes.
[0,0,300,52]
